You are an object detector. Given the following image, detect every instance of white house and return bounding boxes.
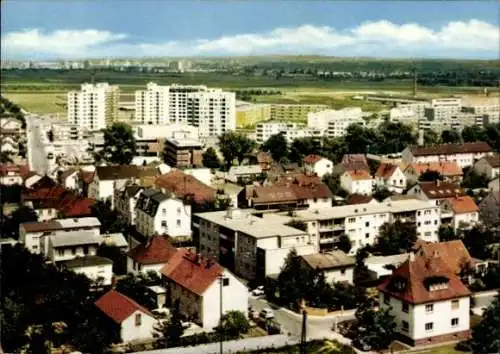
[45,230,101,262]
[62,255,113,286]
[0,117,23,136]
[401,142,494,169]
[364,253,409,279]
[126,236,179,275]
[300,251,355,285]
[378,253,471,346]
[161,249,248,330]
[226,165,262,183]
[114,184,145,226]
[135,189,191,238]
[340,170,373,196]
[440,196,479,231]
[473,155,500,180]
[95,290,157,343]
[59,168,79,190]
[0,164,28,186]
[303,155,333,178]
[375,163,407,193]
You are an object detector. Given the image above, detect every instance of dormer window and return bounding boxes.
[424,276,449,291]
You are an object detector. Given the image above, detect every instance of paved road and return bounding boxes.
[26,116,50,175]
[472,290,498,315]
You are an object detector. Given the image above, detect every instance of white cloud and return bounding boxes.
[1,19,498,59]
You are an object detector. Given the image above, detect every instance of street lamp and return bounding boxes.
[219,274,229,354]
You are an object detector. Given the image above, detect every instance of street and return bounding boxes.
[26,115,51,175]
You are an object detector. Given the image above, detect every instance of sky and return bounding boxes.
[1,0,499,60]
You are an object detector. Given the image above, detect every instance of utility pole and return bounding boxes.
[300,299,307,354]
[219,274,224,354]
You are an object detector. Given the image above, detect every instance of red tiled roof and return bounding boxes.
[155,170,215,204]
[409,142,493,157]
[347,194,374,205]
[375,163,398,180]
[413,240,473,275]
[303,154,323,164]
[161,249,224,296]
[417,181,465,199]
[0,164,30,177]
[377,253,470,304]
[406,162,463,177]
[95,290,152,324]
[127,236,178,264]
[346,170,372,181]
[272,173,322,187]
[246,183,332,205]
[447,196,478,214]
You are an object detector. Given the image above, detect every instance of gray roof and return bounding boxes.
[101,233,129,248]
[301,251,355,270]
[21,217,100,233]
[63,256,113,268]
[50,230,101,248]
[136,189,174,217]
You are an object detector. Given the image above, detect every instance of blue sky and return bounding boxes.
[1,1,499,60]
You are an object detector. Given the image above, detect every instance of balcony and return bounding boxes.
[318,223,345,232]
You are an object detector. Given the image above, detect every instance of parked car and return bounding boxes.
[252,286,265,296]
[259,308,275,320]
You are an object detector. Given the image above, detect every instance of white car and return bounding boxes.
[252,286,265,296]
[259,308,275,320]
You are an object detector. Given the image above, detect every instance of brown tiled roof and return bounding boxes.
[161,249,224,296]
[447,196,478,214]
[406,162,463,177]
[418,181,465,199]
[482,155,500,168]
[347,194,374,205]
[95,165,160,181]
[21,220,62,233]
[303,154,323,164]
[346,170,372,181]
[377,253,470,304]
[301,251,355,270]
[341,154,369,171]
[409,142,493,157]
[375,163,398,180]
[127,236,178,265]
[95,290,152,324]
[155,170,215,204]
[413,240,473,275]
[272,173,322,187]
[247,183,332,205]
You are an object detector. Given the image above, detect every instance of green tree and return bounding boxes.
[336,234,352,254]
[462,125,487,143]
[378,121,417,154]
[354,246,372,286]
[0,151,13,163]
[115,272,160,309]
[423,129,440,145]
[97,244,126,275]
[373,187,392,202]
[90,199,126,234]
[462,226,499,260]
[438,225,458,242]
[262,133,289,162]
[101,122,137,165]
[354,302,396,350]
[218,132,255,169]
[289,137,322,163]
[322,173,342,196]
[218,311,249,339]
[419,169,443,182]
[461,167,489,189]
[202,147,221,169]
[375,220,417,255]
[471,294,500,353]
[441,130,462,144]
[155,300,185,348]
[3,205,38,239]
[344,124,380,154]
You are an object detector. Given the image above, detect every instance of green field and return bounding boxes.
[3,91,67,114]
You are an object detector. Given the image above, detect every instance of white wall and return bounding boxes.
[310,158,333,178]
[325,266,354,285]
[121,310,157,342]
[453,212,478,231]
[70,263,113,286]
[127,257,166,276]
[307,197,332,210]
[49,244,98,262]
[340,172,373,195]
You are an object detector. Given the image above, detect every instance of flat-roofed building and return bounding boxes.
[163,134,203,168]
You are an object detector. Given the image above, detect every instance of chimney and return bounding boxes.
[409,252,415,262]
[436,179,440,187]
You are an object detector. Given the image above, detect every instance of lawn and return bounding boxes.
[2,91,67,114]
[408,343,467,354]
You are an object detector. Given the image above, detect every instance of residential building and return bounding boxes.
[364,253,409,279]
[154,169,216,205]
[375,163,407,193]
[407,181,465,205]
[295,199,441,253]
[378,253,470,346]
[0,117,23,136]
[95,290,157,343]
[62,256,113,286]
[163,134,203,168]
[134,82,170,125]
[59,168,80,190]
[479,191,500,226]
[51,122,89,141]
[236,103,271,128]
[401,142,494,168]
[270,104,327,122]
[307,108,364,136]
[88,165,160,206]
[404,162,463,185]
[194,208,314,281]
[489,177,499,192]
[20,217,101,254]
[1,137,19,155]
[303,155,333,178]
[473,155,500,180]
[0,164,29,185]
[127,236,179,275]
[333,154,370,176]
[254,121,321,144]
[227,165,263,183]
[114,184,145,226]
[67,82,119,131]
[340,170,373,196]
[440,196,479,231]
[45,230,101,263]
[300,251,355,284]
[424,98,462,122]
[161,249,248,330]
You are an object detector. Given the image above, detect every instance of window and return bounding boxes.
[135,313,142,326]
[425,304,434,313]
[402,302,409,313]
[365,233,369,239]
[162,208,166,216]
[365,222,370,227]
[348,217,356,223]
[161,220,167,227]
[177,207,181,215]
[402,321,409,332]
[340,268,346,275]
[72,248,77,255]
[451,318,459,327]
[57,249,64,257]
[384,294,390,305]
[83,246,89,255]
[425,322,434,332]
[451,300,459,309]
[177,219,181,227]
[222,277,230,286]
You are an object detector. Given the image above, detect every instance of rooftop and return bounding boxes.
[155,170,215,204]
[62,255,113,268]
[301,251,355,270]
[21,217,101,233]
[95,290,153,324]
[166,136,203,148]
[417,181,465,199]
[375,163,399,180]
[95,165,160,181]
[127,236,178,264]
[447,196,478,214]
[406,162,463,177]
[345,169,372,180]
[409,142,493,156]
[50,230,101,248]
[481,155,500,168]
[303,154,324,164]
[413,240,473,275]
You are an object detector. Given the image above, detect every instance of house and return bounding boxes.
[255,152,273,171]
[404,162,463,185]
[154,170,216,205]
[45,230,101,262]
[135,189,191,239]
[100,232,129,251]
[0,164,29,185]
[20,217,101,254]
[161,249,248,330]
[24,172,43,189]
[95,290,157,343]
[127,236,179,275]
[489,177,499,192]
[364,253,409,279]
[407,181,465,206]
[473,155,500,180]
[59,168,79,190]
[227,165,263,183]
[1,139,18,155]
[0,117,23,136]
[300,251,355,284]
[375,163,407,193]
[62,256,113,286]
[440,196,478,231]
[401,142,493,168]
[479,191,500,227]
[114,184,145,226]
[333,154,370,175]
[378,253,471,346]
[303,154,333,178]
[340,170,373,196]
[88,165,160,206]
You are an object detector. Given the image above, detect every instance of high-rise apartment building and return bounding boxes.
[67,83,119,131]
[134,83,235,137]
[307,107,365,137]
